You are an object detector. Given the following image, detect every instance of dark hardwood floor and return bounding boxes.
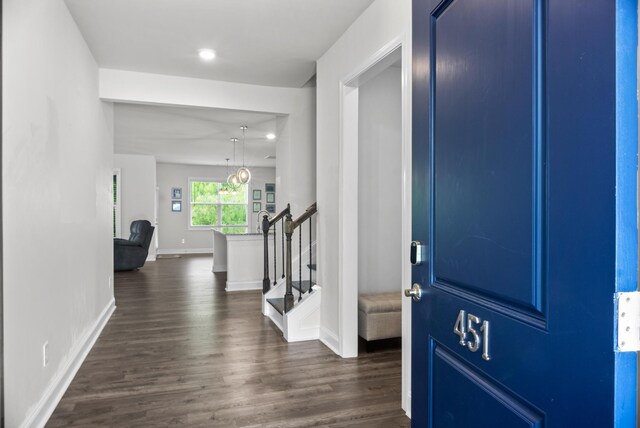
[47,255,410,427]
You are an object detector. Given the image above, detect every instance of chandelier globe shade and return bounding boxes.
[237,125,251,184]
[237,167,251,184]
[228,173,241,185]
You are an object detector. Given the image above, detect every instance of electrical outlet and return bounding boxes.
[42,341,49,367]
[181,238,185,244]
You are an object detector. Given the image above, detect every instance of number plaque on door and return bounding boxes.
[453,310,491,361]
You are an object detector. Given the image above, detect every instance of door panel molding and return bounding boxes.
[432,282,546,330]
[432,343,544,428]
[429,0,547,326]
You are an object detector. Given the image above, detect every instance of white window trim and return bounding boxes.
[188,177,249,231]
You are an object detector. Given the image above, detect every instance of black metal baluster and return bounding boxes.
[298,225,302,301]
[273,221,277,286]
[309,215,312,288]
[281,220,285,279]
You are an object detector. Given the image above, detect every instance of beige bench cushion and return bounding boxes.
[358,292,402,341]
[358,292,402,314]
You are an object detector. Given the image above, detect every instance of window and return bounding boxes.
[189,179,248,234]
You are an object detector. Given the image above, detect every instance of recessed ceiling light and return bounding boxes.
[198,49,216,61]
[266,133,276,140]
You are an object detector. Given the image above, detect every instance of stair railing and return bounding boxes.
[262,204,290,294]
[284,202,317,312]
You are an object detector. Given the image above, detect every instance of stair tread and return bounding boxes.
[307,263,316,271]
[267,298,285,315]
[268,281,315,315]
[292,280,315,293]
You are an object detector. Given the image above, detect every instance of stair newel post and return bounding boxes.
[282,204,289,279]
[284,212,295,312]
[262,214,271,294]
[273,220,277,286]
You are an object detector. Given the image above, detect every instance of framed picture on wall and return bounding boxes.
[266,192,275,203]
[172,200,182,212]
[266,204,276,213]
[171,187,182,199]
[253,189,262,200]
[265,183,275,192]
[253,202,262,213]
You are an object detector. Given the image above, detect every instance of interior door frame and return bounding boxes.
[336,33,413,416]
[1,1,4,424]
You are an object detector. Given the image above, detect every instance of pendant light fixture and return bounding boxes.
[237,125,252,184]
[219,158,231,195]
[227,138,240,186]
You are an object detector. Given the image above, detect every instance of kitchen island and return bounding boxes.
[214,231,273,292]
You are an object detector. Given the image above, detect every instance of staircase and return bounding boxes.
[260,203,320,342]
[266,279,314,311]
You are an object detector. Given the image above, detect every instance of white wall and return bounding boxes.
[3,0,115,425]
[358,67,402,295]
[316,0,412,415]
[156,163,275,252]
[275,89,317,215]
[113,154,157,260]
[316,0,410,344]
[100,70,316,214]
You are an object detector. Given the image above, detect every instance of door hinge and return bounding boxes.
[616,291,640,352]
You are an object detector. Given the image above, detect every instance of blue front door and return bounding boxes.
[411,0,638,426]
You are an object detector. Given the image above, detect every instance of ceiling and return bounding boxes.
[114,103,278,167]
[64,0,375,88]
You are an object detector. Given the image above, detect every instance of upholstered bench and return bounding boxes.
[358,292,402,341]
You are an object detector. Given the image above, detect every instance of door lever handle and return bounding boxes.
[404,283,422,302]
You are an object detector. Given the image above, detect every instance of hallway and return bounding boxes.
[47,255,409,427]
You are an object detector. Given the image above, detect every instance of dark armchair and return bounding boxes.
[114,220,155,271]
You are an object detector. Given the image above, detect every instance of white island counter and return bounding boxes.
[212,229,227,273]
[215,232,273,292]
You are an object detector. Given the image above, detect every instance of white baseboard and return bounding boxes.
[146,254,157,262]
[157,248,213,255]
[21,298,116,428]
[212,264,227,273]
[319,326,341,356]
[405,392,412,419]
[225,280,262,292]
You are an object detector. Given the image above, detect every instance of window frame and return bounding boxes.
[188,177,249,232]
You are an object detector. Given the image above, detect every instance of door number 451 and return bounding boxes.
[453,310,491,361]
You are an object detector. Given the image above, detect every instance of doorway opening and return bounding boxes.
[356,58,403,353]
[338,38,412,416]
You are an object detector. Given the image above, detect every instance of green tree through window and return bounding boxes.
[190,180,248,234]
